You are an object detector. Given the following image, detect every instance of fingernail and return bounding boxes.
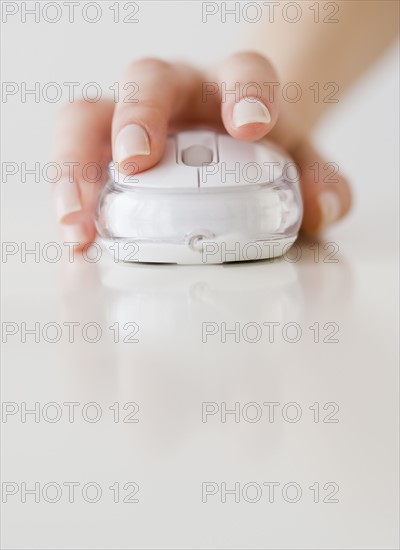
[114,124,151,163]
[233,98,271,128]
[60,223,90,246]
[53,178,82,223]
[318,190,342,229]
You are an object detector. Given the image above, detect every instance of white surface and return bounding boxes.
[1,2,399,549]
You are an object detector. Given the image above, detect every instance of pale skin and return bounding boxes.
[53,1,399,246]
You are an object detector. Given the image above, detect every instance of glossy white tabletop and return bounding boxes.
[1,3,399,549]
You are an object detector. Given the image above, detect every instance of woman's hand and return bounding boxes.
[53,52,351,247]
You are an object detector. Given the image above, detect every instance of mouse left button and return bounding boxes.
[124,136,198,189]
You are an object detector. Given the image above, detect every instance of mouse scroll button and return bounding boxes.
[182,145,213,167]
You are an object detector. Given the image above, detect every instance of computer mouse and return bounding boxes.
[96,130,303,264]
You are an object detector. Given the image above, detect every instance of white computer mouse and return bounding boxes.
[96,130,303,264]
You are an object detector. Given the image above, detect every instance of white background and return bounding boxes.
[1,1,399,549]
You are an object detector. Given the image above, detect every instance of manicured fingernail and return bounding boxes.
[233,98,271,128]
[53,178,82,223]
[318,190,342,229]
[114,124,151,163]
[60,223,90,245]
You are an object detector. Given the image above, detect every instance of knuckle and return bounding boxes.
[126,57,172,75]
[116,102,169,130]
[225,50,272,68]
[57,98,95,119]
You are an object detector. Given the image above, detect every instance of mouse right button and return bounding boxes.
[199,135,284,188]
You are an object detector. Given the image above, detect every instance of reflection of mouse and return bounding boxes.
[96,130,303,264]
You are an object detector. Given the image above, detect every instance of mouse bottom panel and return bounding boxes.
[100,236,298,265]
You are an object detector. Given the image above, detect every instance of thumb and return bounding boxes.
[292,141,352,235]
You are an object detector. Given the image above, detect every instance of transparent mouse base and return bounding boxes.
[100,235,298,265]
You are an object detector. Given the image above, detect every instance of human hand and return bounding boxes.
[53,52,351,248]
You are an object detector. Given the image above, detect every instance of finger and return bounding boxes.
[112,58,202,175]
[293,142,352,234]
[53,99,114,247]
[217,51,279,141]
